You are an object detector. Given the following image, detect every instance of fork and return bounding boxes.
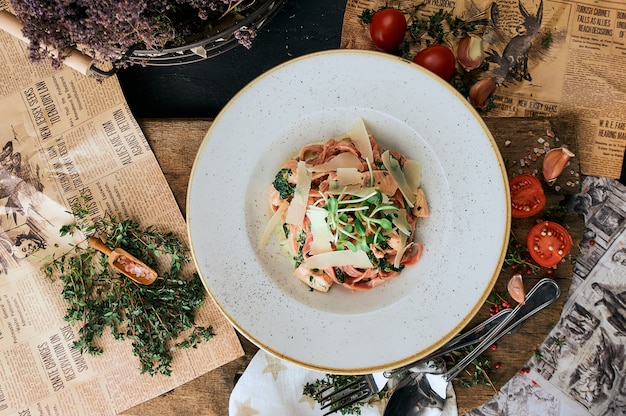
[315,278,560,415]
[315,372,387,415]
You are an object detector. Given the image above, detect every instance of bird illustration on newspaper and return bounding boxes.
[480,0,561,86]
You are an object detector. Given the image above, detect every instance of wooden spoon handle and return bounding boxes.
[88,237,113,256]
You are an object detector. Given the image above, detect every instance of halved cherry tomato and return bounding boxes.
[526,221,573,268]
[412,45,456,81]
[369,8,407,51]
[510,174,546,218]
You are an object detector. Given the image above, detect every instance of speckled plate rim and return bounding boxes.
[186,49,510,375]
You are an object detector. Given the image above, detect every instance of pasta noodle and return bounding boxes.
[263,119,429,292]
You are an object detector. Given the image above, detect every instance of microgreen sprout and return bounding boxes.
[322,189,401,258]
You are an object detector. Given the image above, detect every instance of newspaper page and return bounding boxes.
[462,175,626,416]
[0,4,244,416]
[568,176,626,290]
[341,0,626,179]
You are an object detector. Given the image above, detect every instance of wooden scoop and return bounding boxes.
[88,237,157,285]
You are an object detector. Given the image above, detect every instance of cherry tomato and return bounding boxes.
[509,174,546,219]
[412,45,456,81]
[526,221,573,268]
[369,8,407,51]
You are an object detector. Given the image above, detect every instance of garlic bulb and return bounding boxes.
[507,273,526,305]
[542,147,575,186]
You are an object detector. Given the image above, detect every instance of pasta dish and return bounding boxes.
[260,118,429,292]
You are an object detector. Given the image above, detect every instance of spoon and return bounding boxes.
[88,237,157,285]
[383,278,560,416]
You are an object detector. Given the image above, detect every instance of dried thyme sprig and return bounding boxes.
[42,194,215,376]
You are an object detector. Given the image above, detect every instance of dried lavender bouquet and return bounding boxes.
[9,0,259,68]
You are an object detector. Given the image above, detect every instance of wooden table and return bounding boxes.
[122,117,583,415]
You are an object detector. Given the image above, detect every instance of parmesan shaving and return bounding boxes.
[392,209,412,236]
[404,159,422,190]
[285,161,312,225]
[308,152,362,172]
[336,167,363,187]
[393,233,409,268]
[305,250,374,270]
[306,206,333,254]
[381,150,416,208]
[346,117,374,163]
[259,202,288,248]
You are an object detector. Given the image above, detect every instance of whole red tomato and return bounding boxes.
[412,45,456,81]
[369,8,407,51]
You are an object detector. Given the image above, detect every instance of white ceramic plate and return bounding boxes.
[187,49,510,374]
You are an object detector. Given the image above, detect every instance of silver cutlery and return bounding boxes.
[383,278,560,416]
[316,278,559,415]
[314,310,512,415]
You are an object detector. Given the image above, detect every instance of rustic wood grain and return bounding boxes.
[124,117,583,416]
[135,118,212,213]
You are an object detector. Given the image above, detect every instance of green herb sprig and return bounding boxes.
[43,193,215,376]
[442,346,496,391]
[503,232,540,275]
[406,6,478,46]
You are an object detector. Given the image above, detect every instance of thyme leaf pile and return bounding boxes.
[441,347,496,390]
[43,200,215,376]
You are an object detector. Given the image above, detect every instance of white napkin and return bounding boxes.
[229,349,458,416]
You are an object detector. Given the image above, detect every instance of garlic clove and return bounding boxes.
[542,146,575,186]
[468,79,497,109]
[457,35,483,71]
[507,273,526,305]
